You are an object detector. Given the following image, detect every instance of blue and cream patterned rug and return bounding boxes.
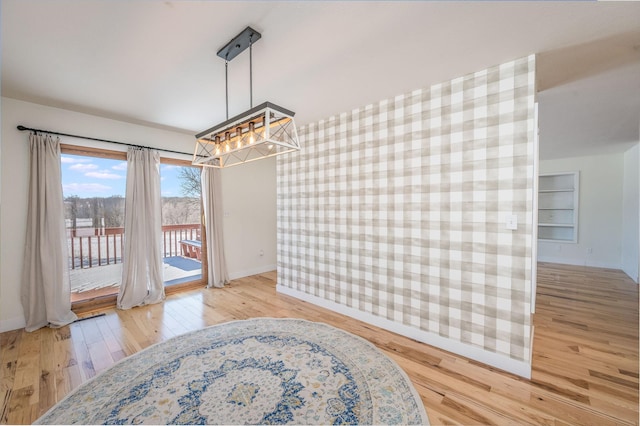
[36,318,429,425]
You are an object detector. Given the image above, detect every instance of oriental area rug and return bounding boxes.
[36,318,429,425]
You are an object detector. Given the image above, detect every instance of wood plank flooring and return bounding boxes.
[1,263,638,425]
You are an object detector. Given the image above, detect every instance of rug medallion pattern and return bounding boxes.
[36,318,429,425]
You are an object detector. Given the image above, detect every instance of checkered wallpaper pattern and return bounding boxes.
[277,55,536,362]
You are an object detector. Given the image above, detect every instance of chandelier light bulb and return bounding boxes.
[248,122,256,144]
[236,126,243,148]
[214,135,221,155]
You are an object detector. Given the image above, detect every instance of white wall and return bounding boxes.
[538,152,625,268]
[0,97,276,332]
[221,157,277,280]
[621,143,639,283]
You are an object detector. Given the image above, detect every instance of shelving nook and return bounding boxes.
[538,172,579,243]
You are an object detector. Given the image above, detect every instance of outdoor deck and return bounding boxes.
[68,224,203,296]
[69,256,202,293]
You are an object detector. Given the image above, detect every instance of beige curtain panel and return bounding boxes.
[117,147,165,309]
[202,167,229,288]
[21,133,78,332]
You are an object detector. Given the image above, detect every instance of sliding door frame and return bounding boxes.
[60,145,207,314]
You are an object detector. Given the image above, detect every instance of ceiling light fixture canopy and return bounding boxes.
[193,26,300,168]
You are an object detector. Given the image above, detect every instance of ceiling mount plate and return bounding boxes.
[216,26,262,62]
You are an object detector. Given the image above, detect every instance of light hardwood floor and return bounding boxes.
[1,263,638,425]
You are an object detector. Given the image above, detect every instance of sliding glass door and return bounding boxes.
[61,151,127,302]
[61,146,205,303]
[160,164,203,286]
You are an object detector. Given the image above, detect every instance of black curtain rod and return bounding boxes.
[16,125,192,157]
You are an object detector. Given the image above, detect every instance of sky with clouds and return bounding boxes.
[61,154,187,198]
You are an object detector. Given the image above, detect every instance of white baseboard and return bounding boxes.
[0,316,25,333]
[229,264,276,281]
[277,285,532,379]
[621,265,639,284]
[537,256,622,270]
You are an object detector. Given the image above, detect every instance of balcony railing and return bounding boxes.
[67,224,201,270]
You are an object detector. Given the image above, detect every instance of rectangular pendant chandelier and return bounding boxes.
[193,101,300,168]
[193,27,300,168]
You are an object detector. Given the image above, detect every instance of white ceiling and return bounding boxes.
[2,1,639,160]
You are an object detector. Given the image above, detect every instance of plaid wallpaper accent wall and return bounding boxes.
[277,55,536,362]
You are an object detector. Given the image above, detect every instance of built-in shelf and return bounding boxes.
[538,172,579,243]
